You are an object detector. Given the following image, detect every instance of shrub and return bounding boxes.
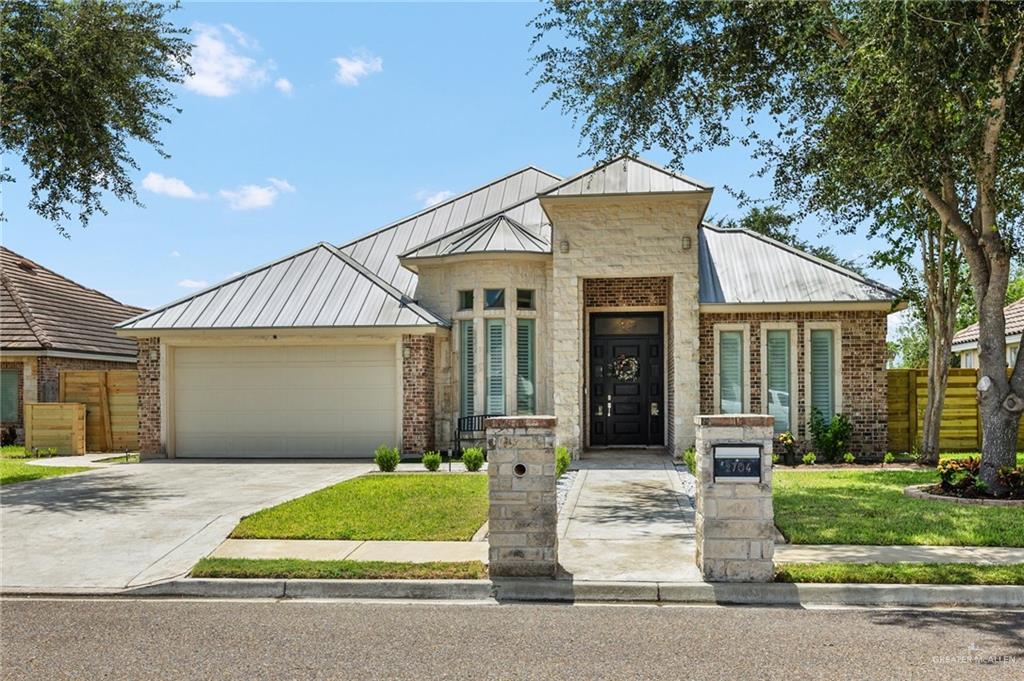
[1,425,17,447]
[843,452,856,465]
[808,409,853,463]
[682,447,697,475]
[776,431,798,466]
[772,453,780,465]
[802,452,817,466]
[374,445,400,472]
[996,466,1024,499]
[936,457,986,497]
[883,452,895,467]
[462,447,484,472]
[422,451,441,472]
[555,446,570,478]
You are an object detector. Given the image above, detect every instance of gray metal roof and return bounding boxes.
[539,156,710,197]
[400,214,550,260]
[117,242,448,331]
[698,225,899,304]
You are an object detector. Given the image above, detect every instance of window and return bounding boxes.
[516,289,535,310]
[765,330,792,433]
[484,288,505,309]
[458,290,474,311]
[718,330,744,414]
[486,319,505,414]
[460,321,475,417]
[809,329,835,419]
[516,319,535,414]
[1,370,18,423]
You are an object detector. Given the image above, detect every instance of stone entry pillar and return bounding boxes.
[694,415,775,582]
[485,416,558,578]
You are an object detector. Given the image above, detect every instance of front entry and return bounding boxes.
[589,313,664,446]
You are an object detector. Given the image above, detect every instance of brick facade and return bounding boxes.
[699,309,889,454]
[36,356,133,402]
[137,338,162,458]
[583,276,669,308]
[402,334,435,454]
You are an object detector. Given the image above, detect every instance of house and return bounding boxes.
[951,297,1024,369]
[1,246,144,444]
[116,157,899,460]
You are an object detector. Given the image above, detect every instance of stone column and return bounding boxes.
[694,414,775,582]
[485,416,558,578]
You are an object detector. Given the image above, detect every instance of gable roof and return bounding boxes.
[538,156,710,198]
[951,297,1024,347]
[698,225,900,305]
[117,242,448,331]
[400,214,550,261]
[1,246,143,358]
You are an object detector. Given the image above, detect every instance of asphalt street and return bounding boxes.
[1,598,1022,680]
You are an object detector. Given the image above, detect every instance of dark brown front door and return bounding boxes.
[589,313,664,446]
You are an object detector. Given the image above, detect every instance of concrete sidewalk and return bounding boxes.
[211,538,487,564]
[775,543,1024,565]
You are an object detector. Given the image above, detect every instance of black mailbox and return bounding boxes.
[712,445,762,483]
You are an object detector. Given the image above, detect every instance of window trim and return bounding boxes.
[713,323,751,414]
[760,322,798,434]
[803,321,843,425]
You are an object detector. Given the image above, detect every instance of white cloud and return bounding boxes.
[414,189,454,207]
[177,279,209,289]
[169,250,181,257]
[219,177,296,211]
[333,52,383,86]
[142,172,206,199]
[185,23,268,97]
[274,77,293,95]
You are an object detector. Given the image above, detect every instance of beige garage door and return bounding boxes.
[173,345,398,458]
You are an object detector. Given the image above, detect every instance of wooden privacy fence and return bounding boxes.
[887,368,1024,452]
[59,370,139,452]
[24,403,86,455]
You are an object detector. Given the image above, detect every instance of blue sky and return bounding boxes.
[4,1,891,311]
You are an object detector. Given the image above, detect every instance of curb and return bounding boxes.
[80,578,1024,609]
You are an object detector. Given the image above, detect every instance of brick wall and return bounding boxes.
[699,309,889,454]
[402,334,435,454]
[36,356,136,402]
[137,338,162,458]
[583,277,669,308]
[0,361,25,442]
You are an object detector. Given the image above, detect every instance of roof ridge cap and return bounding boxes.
[1,272,53,348]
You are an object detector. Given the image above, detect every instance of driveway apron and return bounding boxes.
[557,452,702,582]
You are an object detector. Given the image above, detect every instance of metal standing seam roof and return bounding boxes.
[116,242,448,331]
[538,156,711,197]
[698,225,900,304]
[952,297,1024,346]
[400,214,550,260]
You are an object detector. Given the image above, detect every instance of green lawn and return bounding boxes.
[191,557,487,580]
[775,562,1024,585]
[940,451,1024,465]
[0,459,91,486]
[1,445,28,459]
[773,468,1024,546]
[231,474,489,541]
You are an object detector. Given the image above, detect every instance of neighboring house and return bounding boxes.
[951,297,1024,370]
[117,157,900,460]
[1,246,144,444]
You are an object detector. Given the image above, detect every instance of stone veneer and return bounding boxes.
[137,337,162,458]
[402,334,435,454]
[699,309,889,454]
[547,195,705,455]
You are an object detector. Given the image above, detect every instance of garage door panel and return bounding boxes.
[174,345,398,458]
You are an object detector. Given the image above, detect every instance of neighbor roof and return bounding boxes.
[117,243,448,331]
[698,225,900,305]
[951,298,1024,347]
[1,246,143,358]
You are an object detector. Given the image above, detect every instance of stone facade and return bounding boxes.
[485,415,558,578]
[137,337,162,459]
[402,334,436,454]
[699,309,889,454]
[694,414,775,582]
[547,195,706,455]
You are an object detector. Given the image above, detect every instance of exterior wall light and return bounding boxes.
[681,236,692,251]
[559,240,570,254]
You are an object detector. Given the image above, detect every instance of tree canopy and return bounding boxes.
[0,1,192,235]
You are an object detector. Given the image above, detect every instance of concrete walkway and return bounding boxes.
[24,453,121,467]
[211,538,487,564]
[557,451,702,582]
[775,543,1024,565]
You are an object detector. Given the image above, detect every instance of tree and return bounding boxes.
[534,1,1024,493]
[0,1,192,235]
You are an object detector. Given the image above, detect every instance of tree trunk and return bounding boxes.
[919,330,950,465]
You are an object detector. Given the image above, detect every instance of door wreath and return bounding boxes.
[611,354,639,382]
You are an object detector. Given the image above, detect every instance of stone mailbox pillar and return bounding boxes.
[694,415,775,582]
[485,416,558,578]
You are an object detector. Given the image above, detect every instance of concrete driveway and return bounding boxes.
[0,460,371,592]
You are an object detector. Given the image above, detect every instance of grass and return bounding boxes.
[0,459,91,486]
[773,468,1024,546]
[775,562,1024,585]
[231,473,489,541]
[941,451,1024,465]
[191,557,487,580]
[1,445,28,459]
